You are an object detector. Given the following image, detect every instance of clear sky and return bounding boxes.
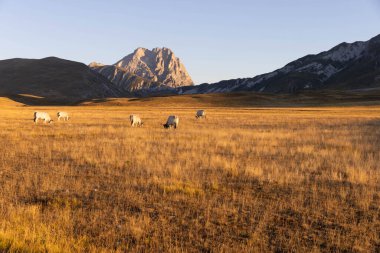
[0,0,379,84]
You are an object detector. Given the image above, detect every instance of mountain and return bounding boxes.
[89,62,176,96]
[90,47,193,92]
[0,57,121,104]
[178,34,380,95]
[2,35,379,105]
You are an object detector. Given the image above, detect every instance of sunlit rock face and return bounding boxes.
[115,47,193,87]
[91,47,193,92]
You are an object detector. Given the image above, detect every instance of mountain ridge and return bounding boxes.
[1,35,379,105]
[177,34,380,95]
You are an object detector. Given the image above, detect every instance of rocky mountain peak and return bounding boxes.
[152,47,171,52]
[88,62,105,68]
[133,47,148,57]
[114,47,193,87]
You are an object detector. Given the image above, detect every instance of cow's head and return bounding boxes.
[163,124,169,129]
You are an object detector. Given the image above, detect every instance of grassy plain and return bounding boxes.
[0,96,379,252]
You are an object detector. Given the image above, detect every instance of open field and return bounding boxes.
[3,89,380,106]
[0,97,379,252]
[81,90,380,108]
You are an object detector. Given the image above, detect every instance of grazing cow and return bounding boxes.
[130,115,143,127]
[195,110,206,119]
[34,112,53,124]
[163,115,179,129]
[57,112,69,121]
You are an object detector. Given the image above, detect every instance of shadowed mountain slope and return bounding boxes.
[0,57,121,104]
[178,34,380,95]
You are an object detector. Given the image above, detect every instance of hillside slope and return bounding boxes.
[0,57,121,104]
[178,34,380,94]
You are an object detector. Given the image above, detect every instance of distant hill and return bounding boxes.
[0,57,121,104]
[178,34,380,95]
[90,47,194,92]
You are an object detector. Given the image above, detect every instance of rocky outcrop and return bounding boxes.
[89,63,168,94]
[90,47,193,92]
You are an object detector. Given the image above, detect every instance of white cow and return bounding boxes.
[195,110,206,119]
[57,112,69,121]
[130,115,143,127]
[164,115,179,129]
[34,112,53,124]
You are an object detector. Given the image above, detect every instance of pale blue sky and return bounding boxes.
[0,0,379,84]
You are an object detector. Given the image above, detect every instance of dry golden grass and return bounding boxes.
[0,97,379,252]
